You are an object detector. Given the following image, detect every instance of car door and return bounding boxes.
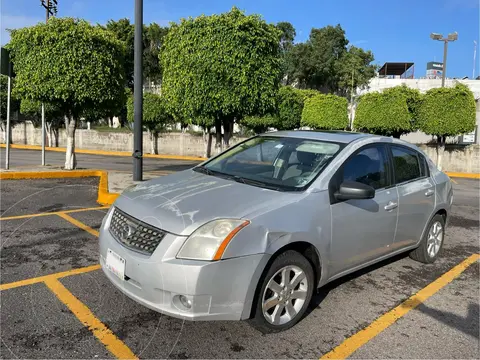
[329,144,398,277]
[389,145,436,250]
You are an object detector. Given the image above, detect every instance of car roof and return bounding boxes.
[259,130,375,144]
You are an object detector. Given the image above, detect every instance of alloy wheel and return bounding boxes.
[427,221,443,258]
[261,265,308,325]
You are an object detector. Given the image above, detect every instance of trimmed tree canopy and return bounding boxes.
[417,83,476,137]
[301,94,348,130]
[276,86,305,130]
[354,85,421,137]
[127,92,173,132]
[160,7,282,122]
[8,17,126,118]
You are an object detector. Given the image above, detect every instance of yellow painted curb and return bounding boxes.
[445,172,480,179]
[0,170,119,205]
[0,143,207,162]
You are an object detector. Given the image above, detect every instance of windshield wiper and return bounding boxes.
[231,175,282,191]
[193,165,214,175]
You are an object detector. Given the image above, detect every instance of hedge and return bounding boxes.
[354,85,421,137]
[417,83,476,137]
[301,94,349,130]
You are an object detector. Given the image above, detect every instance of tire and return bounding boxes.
[249,250,315,333]
[409,214,445,264]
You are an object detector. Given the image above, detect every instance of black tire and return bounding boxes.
[409,214,445,264]
[249,250,315,333]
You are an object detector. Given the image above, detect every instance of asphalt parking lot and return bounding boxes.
[0,176,479,359]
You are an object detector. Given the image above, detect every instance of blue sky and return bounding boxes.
[1,0,479,78]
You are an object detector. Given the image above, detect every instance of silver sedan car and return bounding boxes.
[99,130,453,333]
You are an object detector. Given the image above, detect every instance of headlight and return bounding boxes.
[176,219,250,261]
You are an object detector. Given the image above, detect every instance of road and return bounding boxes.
[0,148,201,173]
[0,175,478,359]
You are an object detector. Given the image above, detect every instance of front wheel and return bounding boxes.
[249,250,314,333]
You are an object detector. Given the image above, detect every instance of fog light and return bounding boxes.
[179,295,192,309]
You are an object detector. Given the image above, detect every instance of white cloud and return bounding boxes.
[1,14,43,45]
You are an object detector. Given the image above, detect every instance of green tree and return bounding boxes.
[276,86,305,130]
[105,18,134,89]
[354,85,422,138]
[276,21,296,85]
[20,99,64,147]
[336,46,376,97]
[286,25,376,94]
[144,23,169,85]
[417,83,476,169]
[161,7,282,151]
[127,92,173,154]
[241,114,277,134]
[301,94,349,130]
[8,17,126,169]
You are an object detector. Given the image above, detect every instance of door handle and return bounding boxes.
[425,189,434,197]
[384,201,398,211]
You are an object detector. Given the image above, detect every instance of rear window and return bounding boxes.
[392,146,421,183]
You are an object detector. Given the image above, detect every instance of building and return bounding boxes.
[426,61,443,79]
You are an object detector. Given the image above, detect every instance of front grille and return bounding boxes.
[109,207,167,255]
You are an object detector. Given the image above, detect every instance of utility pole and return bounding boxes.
[5,63,12,170]
[474,40,477,79]
[133,0,143,181]
[40,1,57,165]
[430,32,458,87]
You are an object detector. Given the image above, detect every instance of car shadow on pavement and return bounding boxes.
[416,302,479,339]
[305,252,410,317]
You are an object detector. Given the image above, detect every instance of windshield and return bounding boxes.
[195,136,342,191]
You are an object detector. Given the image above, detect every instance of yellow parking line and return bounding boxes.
[57,212,100,237]
[0,264,101,291]
[45,278,137,360]
[321,253,480,359]
[0,206,109,221]
[450,178,458,184]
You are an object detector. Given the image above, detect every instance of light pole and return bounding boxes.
[430,32,458,87]
[133,0,143,181]
[40,0,58,165]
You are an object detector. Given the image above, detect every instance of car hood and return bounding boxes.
[113,169,301,235]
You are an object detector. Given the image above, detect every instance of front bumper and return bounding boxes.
[98,210,269,321]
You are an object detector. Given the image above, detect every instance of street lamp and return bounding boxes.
[430,32,458,87]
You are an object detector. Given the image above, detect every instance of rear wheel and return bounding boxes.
[249,250,314,333]
[409,214,445,264]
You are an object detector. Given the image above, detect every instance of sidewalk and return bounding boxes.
[0,165,161,199]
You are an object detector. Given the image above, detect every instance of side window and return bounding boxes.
[342,146,389,190]
[391,146,421,183]
[419,154,429,177]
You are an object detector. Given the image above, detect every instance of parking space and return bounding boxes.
[0,176,478,359]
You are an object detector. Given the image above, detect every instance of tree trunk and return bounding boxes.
[436,135,445,171]
[64,116,77,170]
[223,119,234,148]
[203,127,213,158]
[149,130,158,155]
[53,127,59,147]
[215,120,223,154]
[46,122,53,147]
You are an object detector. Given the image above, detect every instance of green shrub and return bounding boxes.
[417,83,476,137]
[241,114,277,134]
[301,94,348,130]
[354,85,421,137]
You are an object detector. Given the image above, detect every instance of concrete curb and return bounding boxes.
[445,172,480,179]
[0,170,119,205]
[0,143,207,162]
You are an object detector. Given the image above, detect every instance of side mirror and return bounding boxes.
[334,181,375,201]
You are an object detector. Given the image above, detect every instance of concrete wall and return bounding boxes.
[4,121,245,157]
[418,144,480,173]
[3,121,479,173]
